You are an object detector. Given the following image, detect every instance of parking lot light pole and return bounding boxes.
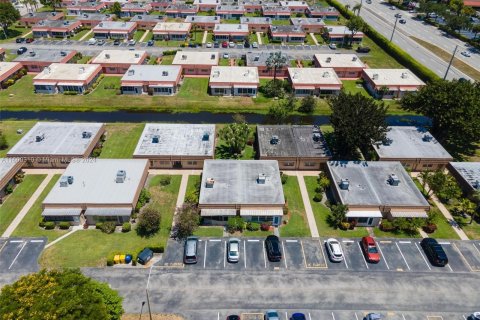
[390,15,400,42]
[443,45,458,80]
[139,301,146,320]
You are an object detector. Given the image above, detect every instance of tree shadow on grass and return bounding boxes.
[0,29,23,41]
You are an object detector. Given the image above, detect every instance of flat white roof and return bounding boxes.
[185,15,220,23]
[133,123,215,157]
[93,20,135,30]
[209,66,259,84]
[153,22,191,32]
[363,69,425,87]
[33,63,100,82]
[326,26,364,36]
[7,122,104,156]
[121,65,181,82]
[214,24,248,32]
[193,0,220,5]
[43,159,148,206]
[373,126,452,160]
[280,1,309,6]
[0,62,21,78]
[92,49,146,64]
[450,162,480,192]
[314,53,366,68]
[172,51,219,66]
[288,67,341,85]
[0,158,22,183]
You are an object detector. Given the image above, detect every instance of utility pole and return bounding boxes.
[358,0,363,15]
[390,15,399,42]
[443,45,458,80]
[139,301,145,320]
[146,289,153,320]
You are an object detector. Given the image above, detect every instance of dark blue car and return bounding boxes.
[291,313,306,320]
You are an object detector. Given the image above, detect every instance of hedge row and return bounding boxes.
[326,0,441,83]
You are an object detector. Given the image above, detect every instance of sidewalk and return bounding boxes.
[309,33,318,45]
[172,173,190,228]
[78,30,93,42]
[202,31,208,44]
[296,174,319,238]
[139,30,150,42]
[44,226,82,249]
[256,32,262,45]
[2,173,54,238]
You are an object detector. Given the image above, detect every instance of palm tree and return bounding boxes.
[418,170,431,197]
[353,3,362,16]
[458,198,477,224]
[265,51,287,81]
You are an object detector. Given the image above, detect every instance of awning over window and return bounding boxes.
[209,85,231,89]
[233,84,258,89]
[57,82,83,86]
[346,210,383,218]
[200,209,237,217]
[84,207,132,217]
[293,85,315,90]
[390,209,428,218]
[34,81,56,86]
[240,209,283,216]
[121,82,144,87]
[42,208,82,217]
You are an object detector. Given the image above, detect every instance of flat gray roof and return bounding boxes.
[43,159,148,206]
[121,65,181,82]
[327,161,429,207]
[257,125,331,158]
[449,162,480,191]
[13,49,75,63]
[246,51,289,67]
[373,126,452,160]
[270,25,305,33]
[34,20,78,28]
[7,122,104,156]
[199,160,285,205]
[185,15,220,23]
[77,13,115,20]
[0,158,22,182]
[130,14,166,22]
[22,11,60,19]
[240,17,272,24]
[133,124,215,157]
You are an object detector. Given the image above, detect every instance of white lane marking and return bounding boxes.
[463,315,467,320]
[247,239,260,242]
[209,239,221,242]
[398,241,411,244]
[217,312,220,320]
[9,240,23,243]
[438,242,451,245]
[301,240,307,269]
[452,242,473,272]
[357,241,369,269]
[0,241,7,254]
[282,241,287,269]
[402,314,406,320]
[223,240,226,269]
[376,242,390,270]
[243,240,247,269]
[331,311,336,320]
[339,242,349,269]
[415,242,431,270]
[473,243,480,257]
[263,243,267,269]
[286,239,298,243]
[8,241,27,270]
[203,242,207,269]
[355,313,359,320]
[447,263,453,272]
[319,239,328,267]
[395,242,410,270]
[343,240,354,243]
[30,240,44,243]
[285,312,288,319]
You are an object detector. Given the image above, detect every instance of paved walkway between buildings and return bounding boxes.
[256,32,262,45]
[295,173,319,238]
[310,33,318,45]
[44,226,83,249]
[139,30,150,42]
[172,173,190,228]
[202,31,208,44]
[23,168,65,175]
[79,30,93,42]
[2,173,55,238]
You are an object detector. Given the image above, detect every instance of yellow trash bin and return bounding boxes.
[114,255,120,264]
[120,254,126,264]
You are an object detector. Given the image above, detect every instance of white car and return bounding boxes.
[471,312,480,320]
[329,43,337,50]
[390,5,396,9]
[206,42,212,48]
[365,314,382,320]
[461,51,471,57]
[227,238,240,263]
[325,238,344,262]
[229,41,235,48]
[252,41,258,48]
[128,39,136,46]
[223,53,229,59]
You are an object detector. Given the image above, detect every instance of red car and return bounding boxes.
[361,236,380,263]
[25,38,34,43]
[221,41,228,48]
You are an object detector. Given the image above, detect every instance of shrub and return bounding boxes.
[163,49,179,56]
[38,219,46,228]
[159,176,172,186]
[91,147,102,158]
[135,188,151,212]
[122,222,131,233]
[226,216,244,233]
[246,222,260,231]
[4,184,13,195]
[137,206,161,236]
[44,221,55,230]
[339,222,350,230]
[63,91,78,95]
[379,220,396,231]
[96,222,104,230]
[100,221,116,234]
[184,191,199,204]
[260,222,271,231]
[280,172,288,185]
[423,223,437,233]
[149,246,164,253]
[313,192,323,202]
[59,222,70,230]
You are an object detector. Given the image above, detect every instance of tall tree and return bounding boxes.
[298,94,317,113]
[444,12,471,32]
[352,3,362,16]
[111,1,122,17]
[39,0,61,10]
[401,80,480,160]
[449,0,464,16]
[175,204,200,239]
[0,130,8,150]
[472,24,480,40]
[265,51,287,81]
[0,269,123,319]
[0,3,20,39]
[219,122,250,156]
[329,92,388,158]
[345,16,364,46]
[457,198,477,224]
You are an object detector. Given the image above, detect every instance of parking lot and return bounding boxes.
[0,237,46,273]
[158,237,480,274]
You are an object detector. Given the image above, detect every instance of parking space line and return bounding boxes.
[0,241,7,254]
[8,241,27,270]
[402,314,406,320]
[343,240,354,243]
[376,242,390,270]
[9,240,23,243]
[203,243,207,269]
[438,242,451,245]
[339,242,349,269]
[263,244,267,269]
[447,263,453,272]
[331,311,336,320]
[281,241,287,269]
[285,312,288,319]
[286,240,298,243]
[243,240,247,269]
[308,312,312,320]
[473,243,480,256]
[224,241,226,269]
[415,242,431,270]
[452,242,473,272]
[319,239,328,267]
[395,242,410,270]
[399,241,411,244]
[209,239,221,242]
[217,312,219,320]
[463,315,467,320]
[357,241,369,269]
[247,239,259,242]
[300,240,307,269]
[30,240,44,243]
[355,313,359,320]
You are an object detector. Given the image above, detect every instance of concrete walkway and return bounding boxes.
[296,174,320,238]
[139,30,150,42]
[256,32,262,45]
[2,173,55,238]
[23,168,65,175]
[78,30,93,42]
[171,173,190,228]
[309,33,318,45]
[149,169,202,175]
[202,31,208,44]
[44,226,82,249]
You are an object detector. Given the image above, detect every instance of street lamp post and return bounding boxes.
[444,45,458,80]
[139,301,146,320]
[390,15,400,42]
[358,0,363,15]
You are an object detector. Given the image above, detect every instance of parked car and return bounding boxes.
[206,41,212,48]
[184,236,199,264]
[223,53,229,59]
[137,248,153,265]
[244,41,250,48]
[97,39,105,45]
[265,235,282,262]
[291,313,307,320]
[361,236,380,263]
[227,238,240,263]
[364,313,382,320]
[113,39,120,45]
[222,41,228,48]
[265,310,280,320]
[147,40,154,46]
[26,38,34,43]
[214,41,220,48]
[470,312,480,320]
[390,5,396,9]
[226,316,240,320]
[16,37,25,43]
[394,13,402,18]
[399,19,406,24]
[17,47,27,54]
[229,41,235,48]
[461,51,471,57]
[365,0,371,3]
[325,238,344,262]
[329,43,337,50]
[420,238,448,267]
[128,39,136,46]
[252,41,258,48]
[357,46,371,53]
[88,38,97,45]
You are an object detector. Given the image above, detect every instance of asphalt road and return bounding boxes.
[339,0,475,81]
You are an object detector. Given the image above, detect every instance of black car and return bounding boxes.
[399,19,406,24]
[226,316,240,320]
[17,47,27,54]
[265,235,282,262]
[113,39,120,45]
[244,41,250,48]
[16,37,25,43]
[213,41,220,48]
[356,46,371,53]
[421,238,448,267]
[147,40,154,46]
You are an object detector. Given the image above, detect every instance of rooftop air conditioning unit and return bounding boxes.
[339,178,349,190]
[60,51,66,56]
[270,135,279,144]
[35,134,45,142]
[322,71,330,77]
[181,54,187,60]
[372,73,378,80]
[382,138,393,146]
[312,132,321,142]
[135,53,140,58]
[128,69,135,76]
[29,51,36,57]
[257,173,267,184]
[67,176,74,184]
[82,131,92,138]
[84,13,88,17]
[422,134,433,142]
[326,57,331,63]
[59,176,69,187]
[388,173,400,186]
[152,135,160,143]
[116,170,126,183]
[105,53,110,59]
[64,21,69,25]
[401,72,408,78]
[202,132,210,141]
[99,22,103,27]
[79,66,85,74]
[254,56,259,61]
[162,71,168,76]
[473,180,480,189]
[206,177,215,188]
[352,56,357,61]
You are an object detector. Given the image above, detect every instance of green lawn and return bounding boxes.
[193,227,224,237]
[160,55,174,65]
[39,175,181,268]
[304,34,316,45]
[304,176,369,238]
[430,208,461,240]
[0,120,37,157]
[243,229,273,236]
[280,175,311,237]
[133,30,145,42]
[89,76,120,97]
[185,174,201,198]
[5,53,18,62]
[0,175,46,236]
[76,55,92,64]
[99,123,145,158]
[260,33,270,44]
[0,25,29,43]
[342,80,371,97]
[359,36,404,69]
[272,20,291,25]
[12,175,68,242]
[71,29,91,41]
[455,217,480,240]
[205,32,213,43]
[154,40,185,47]
[315,34,325,44]
[219,58,230,66]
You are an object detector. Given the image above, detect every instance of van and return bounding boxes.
[184,236,198,264]
[88,38,97,45]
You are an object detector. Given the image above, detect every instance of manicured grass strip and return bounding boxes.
[160,55,174,65]
[99,123,145,159]
[280,175,311,237]
[0,175,46,236]
[0,120,37,157]
[360,36,404,69]
[12,175,68,242]
[342,80,371,97]
[193,227,224,237]
[39,175,181,268]
[304,176,369,238]
[133,30,145,42]
[185,174,201,197]
[71,29,91,41]
[430,211,461,240]
[373,226,421,238]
